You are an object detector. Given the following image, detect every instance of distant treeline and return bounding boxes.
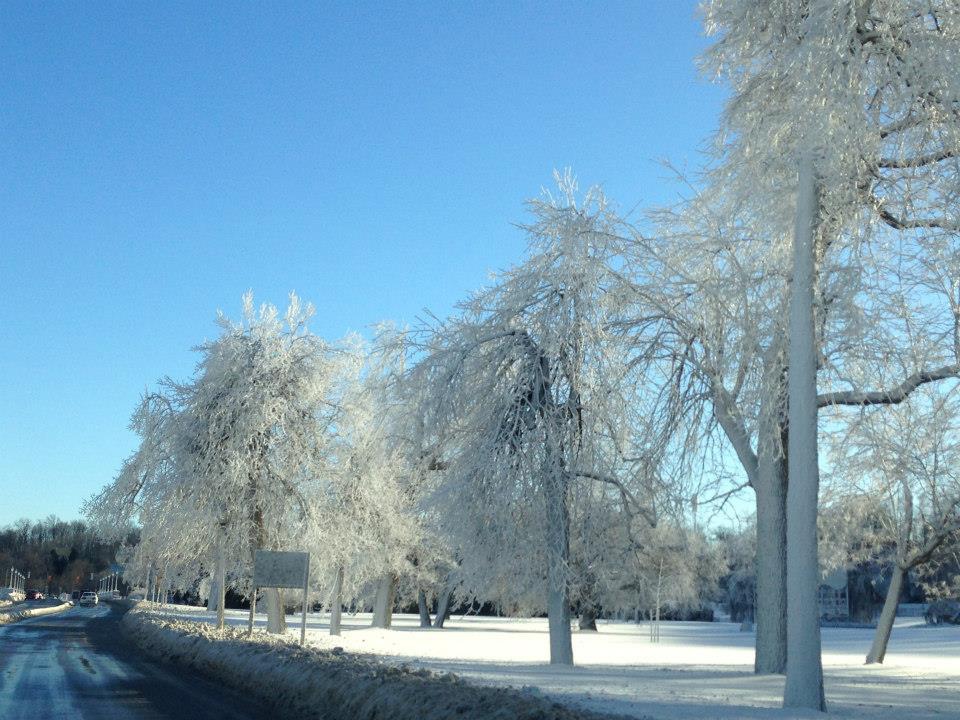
[0,516,137,594]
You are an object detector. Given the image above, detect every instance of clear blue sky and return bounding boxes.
[0,2,725,525]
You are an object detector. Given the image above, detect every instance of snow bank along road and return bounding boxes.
[0,598,72,625]
[124,604,638,720]
[0,603,271,719]
[155,607,960,720]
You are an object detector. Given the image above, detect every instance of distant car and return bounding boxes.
[924,599,960,625]
[26,590,43,601]
[71,591,83,601]
[79,592,99,606]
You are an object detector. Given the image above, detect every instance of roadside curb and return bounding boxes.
[0,601,72,626]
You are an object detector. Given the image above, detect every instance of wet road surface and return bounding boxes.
[0,603,269,719]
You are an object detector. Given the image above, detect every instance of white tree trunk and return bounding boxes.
[264,587,286,634]
[216,541,226,631]
[866,565,905,665]
[207,534,226,629]
[418,590,432,628]
[545,463,574,665]
[206,579,220,611]
[783,153,826,712]
[371,573,397,629]
[754,415,788,674]
[713,354,788,674]
[329,565,344,636]
[433,586,452,628]
[578,607,598,631]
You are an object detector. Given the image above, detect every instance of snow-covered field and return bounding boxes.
[146,604,960,720]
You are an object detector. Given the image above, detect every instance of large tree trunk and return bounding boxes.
[206,574,220,612]
[577,572,600,631]
[249,502,285,635]
[713,341,789,675]
[206,580,220,611]
[418,590,432,628]
[215,534,227,630]
[866,565,906,665]
[783,153,826,712]
[371,573,397,629]
[433,585,453,628]
[579,607,598,631]
[264,587,286,634]
[544,463,574,665]
[329,565,344,636]
[754,417,788,674]
[217,552,226,631]
[208,532,227,631]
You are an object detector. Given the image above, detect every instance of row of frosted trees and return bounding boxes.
[85,0,960,712]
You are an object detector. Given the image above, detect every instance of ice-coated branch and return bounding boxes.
[874,201,960,232]
[817,364,960,408]
[572,469,657,526]
[878,148,958,169]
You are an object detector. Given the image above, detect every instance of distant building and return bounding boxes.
[818,569,850,621]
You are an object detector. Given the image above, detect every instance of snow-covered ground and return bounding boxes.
[145,604,959,720]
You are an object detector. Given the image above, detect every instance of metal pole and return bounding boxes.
[248,586,257,637]
[300,556,310,647]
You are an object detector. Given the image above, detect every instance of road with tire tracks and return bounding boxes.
[0,602,269,719]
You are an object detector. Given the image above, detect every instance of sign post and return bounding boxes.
[248,550,310,646]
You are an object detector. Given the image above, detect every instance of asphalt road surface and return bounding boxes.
[0,603,270,719]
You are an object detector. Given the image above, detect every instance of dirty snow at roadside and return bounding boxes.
[146,605,960,720]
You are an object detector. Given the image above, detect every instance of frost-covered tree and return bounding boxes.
[314,332,423,634]
[412,174,656,665]
[829,385,960,663]
[699,0,960,708]
[626,190,792,674]
[88,293,343,634]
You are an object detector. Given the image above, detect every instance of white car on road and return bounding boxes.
[79,592,99,606]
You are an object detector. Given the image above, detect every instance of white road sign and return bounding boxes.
[253,550,309,589]
[249,550,311,646]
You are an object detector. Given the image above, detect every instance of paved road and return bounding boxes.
[0,603,270,719]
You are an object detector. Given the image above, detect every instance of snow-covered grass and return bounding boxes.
[123,604,638,720]
[149,604,960,720]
